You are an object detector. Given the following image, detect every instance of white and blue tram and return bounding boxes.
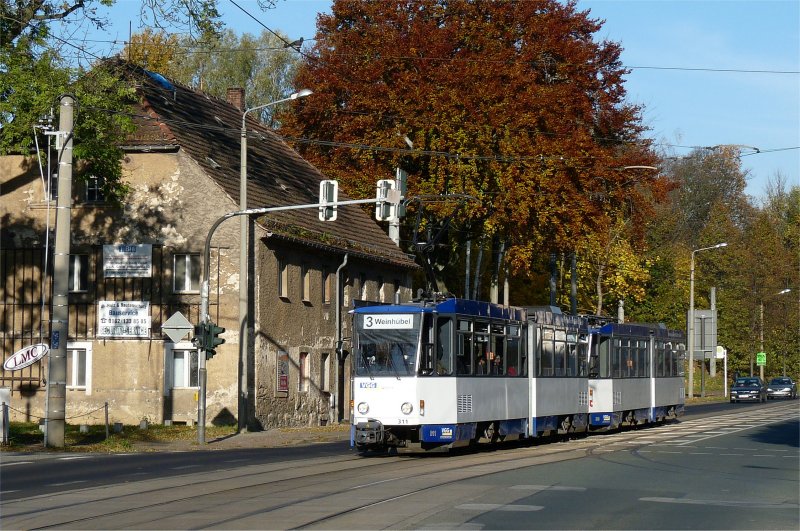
[587,322,686,430]
[350,298,686,453]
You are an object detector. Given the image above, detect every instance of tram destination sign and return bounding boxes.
[363,314,413,329]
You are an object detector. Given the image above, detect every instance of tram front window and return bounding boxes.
[355,314,421,377]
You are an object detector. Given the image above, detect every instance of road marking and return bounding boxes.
[0,461,33,466]
[0,490,20,494]
[57,456,92,461]
[511,485,586,492]
[47,480,87,487]
[350,478,398,489]
[456,504,544,512]
[641,497,799,509]
[171,465,201,470]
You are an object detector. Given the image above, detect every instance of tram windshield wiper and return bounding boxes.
[386,346,402,380]
[360,349,374,380]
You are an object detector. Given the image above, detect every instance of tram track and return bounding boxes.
[5,404,795,530]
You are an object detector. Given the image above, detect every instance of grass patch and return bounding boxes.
[1,422,237,452]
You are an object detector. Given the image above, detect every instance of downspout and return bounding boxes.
[335,253,349,423]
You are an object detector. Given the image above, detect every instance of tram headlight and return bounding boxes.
[357,402,369,414]
[401,402,413,415]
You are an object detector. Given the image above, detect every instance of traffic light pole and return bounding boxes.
[196,197,380,445]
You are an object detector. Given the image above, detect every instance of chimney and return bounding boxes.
[226,87,245,111]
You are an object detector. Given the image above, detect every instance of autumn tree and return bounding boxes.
[281,0,659,300]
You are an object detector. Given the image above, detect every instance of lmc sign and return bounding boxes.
[3,343,49,371]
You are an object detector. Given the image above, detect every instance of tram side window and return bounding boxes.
[638,339,649,377]
[474,329,489,375]
[506,325,521,376]
[567,333,578,377]
[540,329,554,376]
[436,317,453,375]
[554,335,566,376]
[596,337,610,378]
[456,319,472,375]
[490,324,505,375]
[656,341,666,377]
[611,338,623,378]
[577,337,588,376]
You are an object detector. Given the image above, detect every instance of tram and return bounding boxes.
[350,297,685,453]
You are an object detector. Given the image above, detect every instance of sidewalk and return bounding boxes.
[131,424,352,452]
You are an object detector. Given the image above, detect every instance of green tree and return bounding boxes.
[281,0,659,299]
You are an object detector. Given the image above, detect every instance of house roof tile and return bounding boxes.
[119,61,416,269]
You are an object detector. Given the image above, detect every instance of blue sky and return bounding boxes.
[85,0,800,200]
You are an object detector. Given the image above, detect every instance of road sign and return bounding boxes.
[756,352,766,366]
[162,311,194,343]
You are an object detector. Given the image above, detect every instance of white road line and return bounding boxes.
[641,497,799,509]
[57,455,92,461]
[0,461,33,466]
[456,503,544,512]
[171,465,201,470]
[350,477,398,490]
[511,485,586,492]
[47,480,88,487]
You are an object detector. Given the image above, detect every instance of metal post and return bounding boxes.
[2,402,8,445]
[239,114,249,433]
[688,251,695,398]
[759,299,764,380]
[104,401,109,440]
[46,94,74,448]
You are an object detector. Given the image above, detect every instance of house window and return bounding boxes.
[85,174,105,203]
[322,267,331,304]
[173,254,201,293]
[171,348,199,388]
[278,259,289,298]
[321,352,330,392]
[66,342,92,393]
[68,254,89,292]
[301,264,311,302]
[48,172,58,201]
[299,352,309,392]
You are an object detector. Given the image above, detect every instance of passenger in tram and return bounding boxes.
[492,354,504,375]
[476,356,487,375]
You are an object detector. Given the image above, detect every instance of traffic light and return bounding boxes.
[205,322,225,359]
[318,179,338,221]
[375,179,397,221]
[192,324,207,350]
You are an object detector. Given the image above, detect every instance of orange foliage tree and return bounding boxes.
[281,0,661,299]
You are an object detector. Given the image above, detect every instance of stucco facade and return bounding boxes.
[1,63,417,430]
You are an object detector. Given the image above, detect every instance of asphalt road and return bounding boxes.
[1,400,797,530]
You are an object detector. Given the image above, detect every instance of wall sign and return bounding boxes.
[97,301,151,337]
[103,244,152,277]
[3,344,49,371]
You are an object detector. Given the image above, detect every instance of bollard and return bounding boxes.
[1,402,8,445]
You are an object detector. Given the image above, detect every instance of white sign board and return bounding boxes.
[97,301,151,337]
[3,343,49,371]
[103,244,152,277]
[362,314,413,329]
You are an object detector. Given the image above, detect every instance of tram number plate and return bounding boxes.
[397,419,409,424]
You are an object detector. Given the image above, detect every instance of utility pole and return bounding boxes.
[46,94,74,447]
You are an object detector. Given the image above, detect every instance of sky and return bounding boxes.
[79,0,800,200]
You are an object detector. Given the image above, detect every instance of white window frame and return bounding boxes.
[299,352,309,393]
[69,254,89,293]
[85,174,105,203]
[66,342,92,394]
[165,342,200,390]
[173,253,201,293]
[301,264,311,302]
[278,259,289,298]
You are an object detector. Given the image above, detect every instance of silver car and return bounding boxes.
[767,377,797,400]
[730,377,766,403]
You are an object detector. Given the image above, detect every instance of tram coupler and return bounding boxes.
[355,420,385,447]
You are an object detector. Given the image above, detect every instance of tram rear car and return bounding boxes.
[587,323,685,430]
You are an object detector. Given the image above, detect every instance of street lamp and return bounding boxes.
[238,89,312,431]
[759,288,791,379]
[688,242,727,398]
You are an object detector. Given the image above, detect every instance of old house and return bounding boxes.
[0,61,417,430]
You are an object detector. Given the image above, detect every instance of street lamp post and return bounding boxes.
[759,288,791,380]
[238,89,312,432]
[688,242,727,398]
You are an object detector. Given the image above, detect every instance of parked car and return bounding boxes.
[730,377,767,403]
[767,377,797,400]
